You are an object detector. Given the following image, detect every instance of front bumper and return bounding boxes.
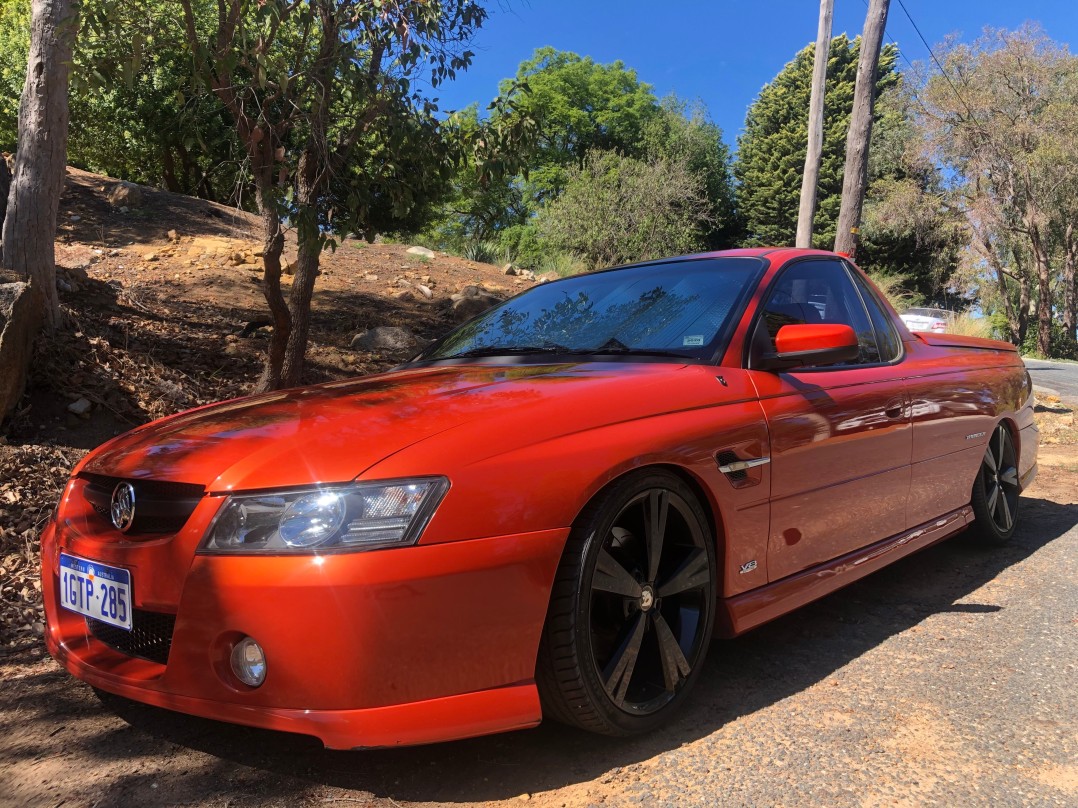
[41,483,567,749]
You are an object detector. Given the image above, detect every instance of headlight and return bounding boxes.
[199,477,449,554]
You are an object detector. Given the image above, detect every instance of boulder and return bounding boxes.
[415,284,433,299]
[350,326,418,352]
[452,296,496,323]
[0,283,39,421]
[108,181,144,208]
[406,246,435,259]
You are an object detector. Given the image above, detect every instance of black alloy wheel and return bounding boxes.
[537,470,716,735]
[970,423,1020,545]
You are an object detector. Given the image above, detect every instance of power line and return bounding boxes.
[893,0,977,118]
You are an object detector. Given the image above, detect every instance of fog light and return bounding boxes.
[230,636,267,687]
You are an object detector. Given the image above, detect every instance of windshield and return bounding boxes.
[417,257,764,362]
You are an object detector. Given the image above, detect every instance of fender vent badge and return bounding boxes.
[739,560,758,574]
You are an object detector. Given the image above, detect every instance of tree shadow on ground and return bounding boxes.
[64,495,1078,806]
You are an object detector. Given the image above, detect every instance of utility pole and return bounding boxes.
[796,0,833,249]
[834,0,890,260]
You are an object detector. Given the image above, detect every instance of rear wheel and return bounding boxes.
[536,470,716,735]
[969,423,1020,545]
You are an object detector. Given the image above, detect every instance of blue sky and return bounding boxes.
[432,0,1078,148]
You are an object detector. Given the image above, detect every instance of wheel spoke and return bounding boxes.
[999,490,1013,530]
[986,481,999,516]
[657,548,710,597]
[653,612,692,691]
[594,546,643,598]
[602,611,647,707]
[1000,466,1018,487]
[996,425,1006,464]
[982,446,997,474]
[644,490,669,582]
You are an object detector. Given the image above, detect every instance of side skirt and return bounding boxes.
[715,505,973,638]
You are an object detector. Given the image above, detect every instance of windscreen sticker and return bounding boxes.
[683,335,705,346]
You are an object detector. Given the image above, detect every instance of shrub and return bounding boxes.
[537,149,712,270]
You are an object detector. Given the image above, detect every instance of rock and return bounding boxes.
[0,283,38,420]
[518,268,537,281]
[396,278,412,288]
[350,326,418,352]
[394,290,416,302]
[363,274,378,281]
[282,260,295,276]
[223,343,243,357]
[461,285,481,298]
[144,253,158,262]
[415,284,433,299]
[452,296,496,322]
[503,263,517,275]
[535,272,556,284]
[108,182,143,208]
[167,229,179,241]
[406,246,435,259]
[67,397,92,416]
[69,214,81,222]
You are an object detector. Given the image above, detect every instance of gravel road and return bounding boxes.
[1025,357,1078,402]
[3,460,1076,808]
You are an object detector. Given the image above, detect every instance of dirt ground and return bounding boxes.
[1,171,1076,807]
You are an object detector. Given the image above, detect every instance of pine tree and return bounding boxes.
[734,35,898,248]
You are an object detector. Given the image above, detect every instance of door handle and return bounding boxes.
[884,398,905,419]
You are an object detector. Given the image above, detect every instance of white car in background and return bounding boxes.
[900,307,955,333]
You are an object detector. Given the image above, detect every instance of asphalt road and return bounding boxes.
[1025,357,1078,401]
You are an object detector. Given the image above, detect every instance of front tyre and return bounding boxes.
[536,470,716,735]
[969,423,1020,545]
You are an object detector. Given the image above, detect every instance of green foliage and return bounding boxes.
[504,47,661,199]
[537,149,712,270]
[0,0,31,151]
[643,96,740,248]
[858,84,961,302]
[420,51,738,270]
[735,35,899,248]
[1019,319,1078,359]
[867,270,921,312]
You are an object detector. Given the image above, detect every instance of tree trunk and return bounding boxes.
[253,188,290,393]
[796,0,833,249]
[1063,222,1077,354]
[833,0,890,260]
[1016,250,1030,348]
[280,146,323,387]
[1029,223,1052,356]
[0,0,77,331]
[0,157,11,233]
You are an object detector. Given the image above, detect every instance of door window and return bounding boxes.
[754,260,879,365]
[848,267,903,362]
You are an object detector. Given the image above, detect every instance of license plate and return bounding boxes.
[59,553,132,630]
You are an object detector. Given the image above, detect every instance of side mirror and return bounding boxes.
[758,323,860,371]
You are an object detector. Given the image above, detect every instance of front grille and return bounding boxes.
[80,473,204,534]
[87,608,176,665]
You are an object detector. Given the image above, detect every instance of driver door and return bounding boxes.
[746,259,912,581]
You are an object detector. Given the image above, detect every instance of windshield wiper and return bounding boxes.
[444,342,571,359]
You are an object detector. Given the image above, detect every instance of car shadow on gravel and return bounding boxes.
[66,495,1078,805]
